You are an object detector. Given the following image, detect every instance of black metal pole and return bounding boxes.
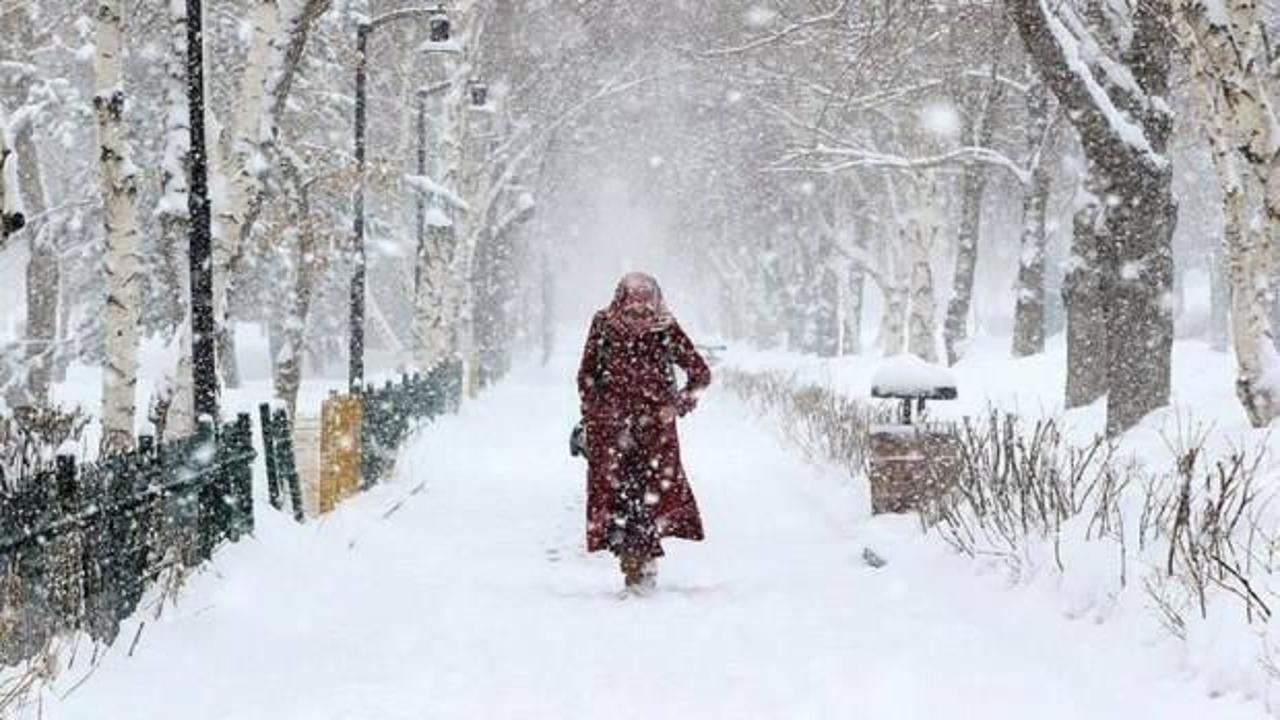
[187,0,219,425]
[414,89,427,298]
[350,23,369,393]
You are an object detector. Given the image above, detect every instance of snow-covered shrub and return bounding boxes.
[725,367,1280,702]
[0,406,90,490]
[932,410,1274,636]
[720,368,890,479]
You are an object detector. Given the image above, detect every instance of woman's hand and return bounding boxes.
[674,390,698,417]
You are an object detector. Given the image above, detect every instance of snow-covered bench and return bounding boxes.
[868,355,960,515]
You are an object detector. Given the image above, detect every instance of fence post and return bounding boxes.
[55,455,78,516]
[227,414,254,540]
[136,434,170,603]
[79,463,114,642]
[50,455,84,633]
[9,478,53,659]
[259,403,282,511]
[136,435,159,577]
[412,371,425,417]
[194,419,219,562]
[117,446,149,624]
[273,408,306,523]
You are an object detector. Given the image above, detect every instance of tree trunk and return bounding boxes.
[412,43,463,375]
[413,224,458,371]
[540,250,554,366]
[1012,89,1053,358]
[815,236,841,358]
[272,155,317,419]
[1223,180,1280,424]
[907,220,939,363]
[16,127,56,407]
[942,79,1001,366]
[842,216,867,355]
[155,0,191,339]
[1012,166,1050,357]
[881,283,907,357]
[1208,244,1228,351]
[457,95,494,397]
[1178,0,1280,425]
[215,0,330,391]
[1009,0,1175,434]
[0,116,8,249]
[1102,166,1176,435]
[943,161,987,365]
[159,0,194,440]
[214,0,279,391]
[1064,177,1108,408]
[96,0,141,451]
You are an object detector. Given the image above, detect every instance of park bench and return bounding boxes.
[868,355,961,515]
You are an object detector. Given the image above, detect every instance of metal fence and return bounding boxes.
[258,359,464,521]
[0,414,255,665]
[360,360,462,488]
[0,359,464,668]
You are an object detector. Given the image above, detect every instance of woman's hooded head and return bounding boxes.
[606,272,674,337]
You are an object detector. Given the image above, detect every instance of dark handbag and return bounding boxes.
[570,421,587,458]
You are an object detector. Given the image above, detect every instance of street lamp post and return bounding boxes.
[350,21,370,393]
[413,86,427,299]
[187,0,218,425]
[350,4,453,393]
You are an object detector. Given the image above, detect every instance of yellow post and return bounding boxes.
[320,394,363,513]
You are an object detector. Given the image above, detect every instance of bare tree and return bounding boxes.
[1006,0,1176,434]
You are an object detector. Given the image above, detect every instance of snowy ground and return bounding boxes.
[37,354,1265,719]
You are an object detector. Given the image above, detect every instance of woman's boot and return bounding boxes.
[639,559,658,593]
[619,552,646,591]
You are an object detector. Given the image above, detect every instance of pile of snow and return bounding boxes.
[870,354,957,399]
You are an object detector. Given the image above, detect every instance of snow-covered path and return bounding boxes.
[46,361,1262,719]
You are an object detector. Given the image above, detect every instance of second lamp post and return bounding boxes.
[350,4,452,393]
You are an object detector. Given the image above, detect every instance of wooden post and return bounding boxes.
[259,403,282,510]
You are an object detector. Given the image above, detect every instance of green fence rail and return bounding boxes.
[254,359,464,522]
[0,414,255,666]
[360,360,463,488]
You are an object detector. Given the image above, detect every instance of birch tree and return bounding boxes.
[906,176,941,363]
[94,0,142,450]
[271,154,322,418]
[214,0,330,389]
[154,0,195,440]
[411,34,468,376]
[1176,0,1280,427]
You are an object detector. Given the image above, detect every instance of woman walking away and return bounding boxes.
[577,272,712,595]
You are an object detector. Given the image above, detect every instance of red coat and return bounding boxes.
[577,311,712,554]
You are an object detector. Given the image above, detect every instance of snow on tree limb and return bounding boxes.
[771,145,1032,186]
[1005,0,1164,167]
[405,174,472,214]
[696,1,849,58]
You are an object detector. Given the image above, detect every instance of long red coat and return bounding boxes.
[577,311,711,554]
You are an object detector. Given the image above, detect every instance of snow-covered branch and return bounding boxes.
[772,145,1032,186]
[695,1,850,58]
